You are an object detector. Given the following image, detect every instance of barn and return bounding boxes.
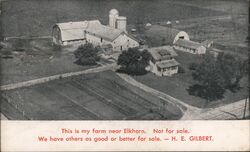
[52,9,139,52]
[52,20,90,46]
[173,39,206,54]
[144,25,189,47]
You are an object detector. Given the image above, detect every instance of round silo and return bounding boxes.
[116,16,127,32]
[109,9,119,28]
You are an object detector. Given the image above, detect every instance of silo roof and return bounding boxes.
[109,9,119,15]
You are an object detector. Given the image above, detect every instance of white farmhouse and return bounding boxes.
[148,46,179,76]
[52,9,139,52]
[173,39,206,54]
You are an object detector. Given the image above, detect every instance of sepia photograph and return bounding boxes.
[0,0,249,120]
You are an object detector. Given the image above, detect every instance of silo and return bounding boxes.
[109,9,119,28]
[116,16,127,32]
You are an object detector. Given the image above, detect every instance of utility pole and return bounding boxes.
[243,96,249,119]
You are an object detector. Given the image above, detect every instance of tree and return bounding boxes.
[117,48,151,75]
[74,43,100,65]
[188,55,225,101]
[188,53,248,101]
[217,53,247,91]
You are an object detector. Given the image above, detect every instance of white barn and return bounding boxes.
[148,46,179,76]
[52,9,139,52]
[173,39,206,54]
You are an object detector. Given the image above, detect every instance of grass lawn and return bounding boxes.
[133,50,248,108]
[1,70,183,120]
[1,38,98,85]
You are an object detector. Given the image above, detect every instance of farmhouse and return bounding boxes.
[148,46,179,76]
[173,39,206,54]
[144,25,189,47]
[52,9,139,51]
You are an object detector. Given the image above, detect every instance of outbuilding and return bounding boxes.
[173,39,206,54]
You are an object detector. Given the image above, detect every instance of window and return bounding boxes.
[101,38,103,43]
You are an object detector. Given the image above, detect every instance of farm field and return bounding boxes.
[1,70,183,120]
[174,0,248,14]
[133,50,249,108]
[1,0,225,38]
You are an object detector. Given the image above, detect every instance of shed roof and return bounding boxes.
[156,59,179,69]
[148,45,177,61]
[145,25,182,46]
[175,39,203,50]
